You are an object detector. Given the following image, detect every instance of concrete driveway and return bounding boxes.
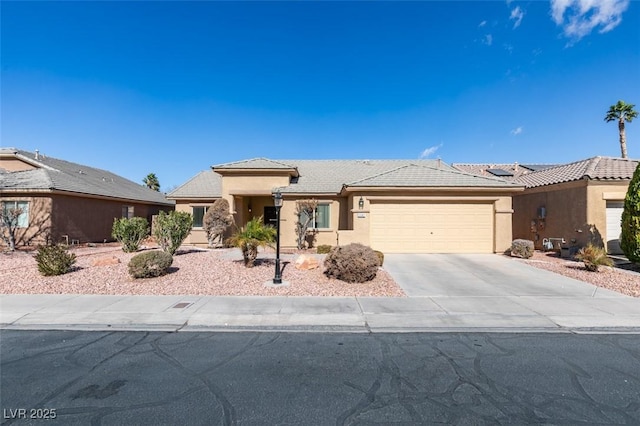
[384,254,620,298]
[379,253,640,330]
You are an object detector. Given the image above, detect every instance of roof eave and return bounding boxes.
[166,195,222,201]
[341,185,524,195]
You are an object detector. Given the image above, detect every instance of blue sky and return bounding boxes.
[2,1,639,192]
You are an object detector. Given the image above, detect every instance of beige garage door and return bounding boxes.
[370,202,494,253]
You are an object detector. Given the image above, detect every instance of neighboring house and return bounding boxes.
[168,158,523,253]
[0,148,174,247]
[452,163,557,181]
[455,157,638,254]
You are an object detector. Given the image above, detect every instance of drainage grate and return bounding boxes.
[172,302,193,309]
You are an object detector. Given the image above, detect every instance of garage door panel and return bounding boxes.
[370,202,493,253]
[606,201,624,254]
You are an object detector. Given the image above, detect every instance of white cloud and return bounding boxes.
[550,0,630,43]
[482,34,493,46]
[510,126,523,136]
[478,20,487,27]
[510,6,524,28]
[419,144,443,159]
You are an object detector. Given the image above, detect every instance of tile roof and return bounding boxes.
[514,156,639,188]
[0,148,174,205]
[344,164,520,188]
[176,158,521,195]
[452,163,557,180]
[166,170,222,199]
[274,159,467,193]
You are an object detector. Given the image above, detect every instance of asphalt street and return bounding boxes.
[1,331,639,425]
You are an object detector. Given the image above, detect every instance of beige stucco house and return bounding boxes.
[0,148,174,247]
[168,158,523,253]
[455,157,638,254]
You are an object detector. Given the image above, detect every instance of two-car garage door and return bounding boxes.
[370,202,494,253]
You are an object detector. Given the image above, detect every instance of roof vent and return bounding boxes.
[35,149,39,160]
[78,170,84,174]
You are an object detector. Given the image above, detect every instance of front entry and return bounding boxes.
[264,206,277,227]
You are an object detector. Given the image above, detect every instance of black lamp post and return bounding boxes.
[273,190,283,284]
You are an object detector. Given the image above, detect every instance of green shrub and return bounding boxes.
[316,245,332,254]
[510,239,534,259]
[35,244,77,276]
[621,163,640,262]
[374,250,384,266]
[575,244,614,272]
[128,250,173,278]
[153,211,193,256]
[227,217,276,267]
[323,243,380,283]
[112,217,150,253]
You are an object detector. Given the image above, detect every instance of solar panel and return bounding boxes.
[487,168,514,177]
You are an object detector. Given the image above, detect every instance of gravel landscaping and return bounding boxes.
[1,245,638,298]
[0,245,405,297]
[517,251,640,298]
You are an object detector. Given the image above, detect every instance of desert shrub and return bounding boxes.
[153,211,193,256]
[112,217,150,253]
[203,199,234,247]
[35,244,77,276]
[621,163,640,262]
[374,250,384,266]
[227,217,276,267]
[575,244,614,272]
[316,245,332,254]
[295,199,318,249]
[510,239,534,259]
[323,243,380,283]
[128,250,173,278]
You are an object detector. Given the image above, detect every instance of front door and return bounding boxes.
[264,206,277,227]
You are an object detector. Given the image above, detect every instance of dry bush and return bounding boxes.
[324,243,380,283]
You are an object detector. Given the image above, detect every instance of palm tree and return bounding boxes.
[605,100,638,159]
[143,173,161,191]
[228,217,276,267]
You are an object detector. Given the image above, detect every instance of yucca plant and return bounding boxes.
[227,217,276,267]
[575,244,614,272]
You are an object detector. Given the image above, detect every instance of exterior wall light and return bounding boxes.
[358,196,364,210]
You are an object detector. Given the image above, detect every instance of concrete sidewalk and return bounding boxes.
[2,292,640,333]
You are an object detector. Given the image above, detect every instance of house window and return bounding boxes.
[122,206,134,219]
[192,206,208,228]
[2,201,29,228]
[300,203,330,229]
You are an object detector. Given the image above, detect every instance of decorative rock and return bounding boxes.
[91,256,121,267]
[294,254,319,270]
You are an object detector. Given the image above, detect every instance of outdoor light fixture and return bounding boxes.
[273,191,283,284]
[358,196,364,210]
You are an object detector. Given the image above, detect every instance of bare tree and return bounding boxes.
[1,206,24,251]
[295,199,318,249]
[203,199,234,247]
